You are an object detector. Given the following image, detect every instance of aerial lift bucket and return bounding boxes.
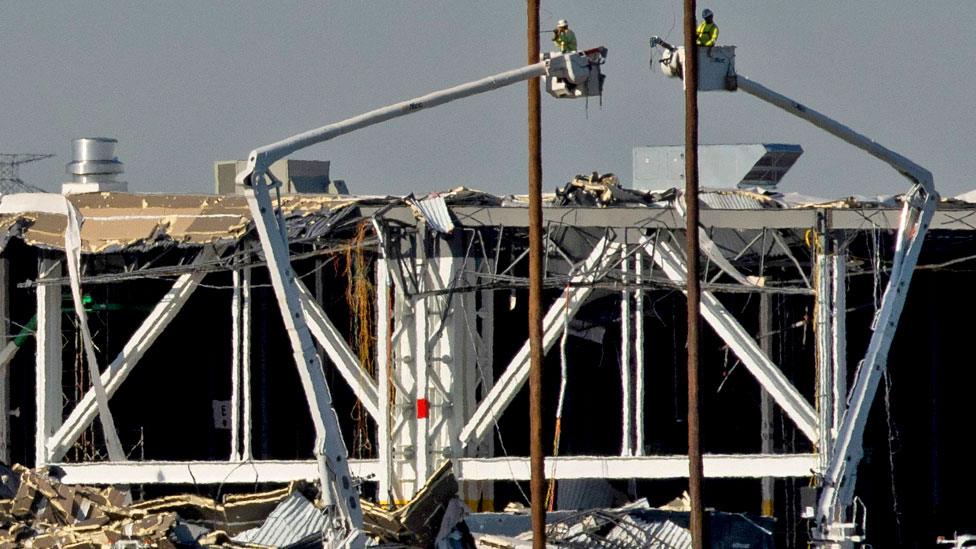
[651,37,736,92]
[542,47,607,98]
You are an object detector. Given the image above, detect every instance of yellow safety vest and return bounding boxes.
[553,29,577,53]
[696,21,718,47]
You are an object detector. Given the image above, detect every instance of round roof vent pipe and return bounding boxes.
[62,137,128,195]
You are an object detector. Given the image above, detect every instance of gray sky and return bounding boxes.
[2,2,974,198]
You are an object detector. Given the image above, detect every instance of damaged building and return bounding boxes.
[0,133,971,546]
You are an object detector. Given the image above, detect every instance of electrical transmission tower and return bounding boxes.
[0,153,54,194]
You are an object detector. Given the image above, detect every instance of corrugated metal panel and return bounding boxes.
[232,491,328,547]
[606,517,692,548]
[415,195,456,234]
[556,479,614,511]
[700,191,768,210]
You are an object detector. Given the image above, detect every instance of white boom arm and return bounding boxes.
[735,77,933,193]
[236,49,605,545]
[651,42,937,546]
[237,49,606,185]
[736,74,938,546]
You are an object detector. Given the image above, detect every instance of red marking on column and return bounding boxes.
[416,398,429,419]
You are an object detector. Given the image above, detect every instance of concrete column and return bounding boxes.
[831,254,847,438]
[231,268,242,461]
[413,226,430,488]
[760,291,775,517]
[634,253,645,456]
[376,256,393,504]
[242,266,253,460]
[0,257,9,463]
[620,247,632,456]
[815,252,834,472]
[35,255,63,467]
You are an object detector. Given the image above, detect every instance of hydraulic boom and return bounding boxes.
[650,39,937,546]
[236,48,606,546]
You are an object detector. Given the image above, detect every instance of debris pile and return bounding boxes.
[0,464,322,547]
[553,172,674,207]
[0,462,476,548]
[363,461,475,548]
[469,496,774,549]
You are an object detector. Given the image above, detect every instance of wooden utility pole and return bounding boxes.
[526,1,547,548]
[683,1,705,547]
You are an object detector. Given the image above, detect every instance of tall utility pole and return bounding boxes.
[526,1,547,548]
[0,153,54,194]
[683,1,705,547]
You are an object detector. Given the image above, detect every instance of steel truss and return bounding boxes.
[29,205,893,524]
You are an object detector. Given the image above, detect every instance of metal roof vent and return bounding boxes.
[62,138,128,194]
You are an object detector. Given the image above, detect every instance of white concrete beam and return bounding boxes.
[56,459,380,485]
[457,454,818,480]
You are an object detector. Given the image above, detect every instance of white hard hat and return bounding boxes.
[702,9,713,18]
[557,19,568,28]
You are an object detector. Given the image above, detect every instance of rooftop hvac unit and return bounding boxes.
[214,159,347,195]
[632,143,803,190]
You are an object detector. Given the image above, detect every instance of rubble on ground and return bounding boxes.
[0,461,774,548]
[468,495,775,549]
[0,462,474,548]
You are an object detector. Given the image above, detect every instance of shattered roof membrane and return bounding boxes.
[0,192,365,254]
[0,181,971,254]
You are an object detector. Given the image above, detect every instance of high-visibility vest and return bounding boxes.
[554,29,577,53]
[696,21,718,47]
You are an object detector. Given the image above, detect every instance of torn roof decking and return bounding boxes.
[0,192,370,253]
[2,189,976,254]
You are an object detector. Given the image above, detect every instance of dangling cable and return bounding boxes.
[883,369,903,543]
[546,287,572,511]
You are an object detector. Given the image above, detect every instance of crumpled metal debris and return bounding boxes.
[0,461,479,548]
[472,496,774,549]
[232,490,328,547]
[406,194,457,235]
[0,464,326,548]
[363,460,475,548]
[363,461,475,549]
[553,172,675,208]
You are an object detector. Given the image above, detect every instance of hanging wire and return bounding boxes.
[545,288,572,510]
[883,369,903,543]
[871,227,904,542]
[344,221,376,459]
[456,267,531,507]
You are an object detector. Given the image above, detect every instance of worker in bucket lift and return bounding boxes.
[552,19,577,53]
[696,9,719,56]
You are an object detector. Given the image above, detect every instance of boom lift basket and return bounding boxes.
[653,42,736,92]
[542,47,607,98]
